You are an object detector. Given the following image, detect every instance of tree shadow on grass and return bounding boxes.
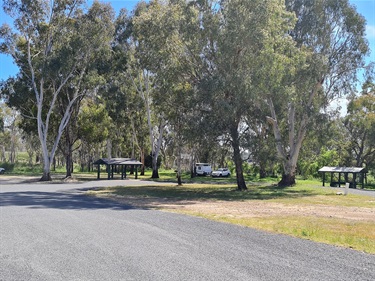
[108,184,321,202]
[0,189,135,210]
[0,184,324,211]
[241,185,320,201]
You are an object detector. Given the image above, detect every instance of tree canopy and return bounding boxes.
[0,0,372,188]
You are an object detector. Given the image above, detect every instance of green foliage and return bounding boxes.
[299,149,340,179]
[11,163,43,174]
[194,0,299,189]
[343,83,375,168]
[0,0,371,184]
[144,154,162,169]
[0,162,15,172]
[261,0,369,186]
[78,101,111,145]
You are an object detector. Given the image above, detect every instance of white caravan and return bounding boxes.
[195,163,212,176]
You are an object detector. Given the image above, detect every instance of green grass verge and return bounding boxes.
[101,182,374,207]
[200,215,375,254]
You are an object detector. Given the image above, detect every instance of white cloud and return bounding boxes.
[366,25,375,38]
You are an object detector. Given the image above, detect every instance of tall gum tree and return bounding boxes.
[101,8,148,170]
[266,0,369,186]
[344,81,375,168]
[124,1,166,179]
[199,0,296,190]
[129,0,201,179]
[0,0,115,180]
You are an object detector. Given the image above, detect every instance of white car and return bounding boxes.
[211,168,230,177]
[0,167,5,174]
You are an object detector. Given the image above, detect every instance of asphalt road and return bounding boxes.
[1,179,375,280]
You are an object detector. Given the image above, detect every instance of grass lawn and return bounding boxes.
[89,178,375,255]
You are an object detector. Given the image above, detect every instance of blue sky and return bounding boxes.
[1,0,374,83]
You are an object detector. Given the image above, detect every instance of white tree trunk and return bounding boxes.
[128,68,166,178]
[266,82,322,186]
[27,38,83,181]
[267,98,305,185]
[107,139,112,159]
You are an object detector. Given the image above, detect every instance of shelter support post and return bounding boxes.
[121,165,126,179]
[360,172,367,189]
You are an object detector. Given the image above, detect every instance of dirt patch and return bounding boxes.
[99,194,375,222]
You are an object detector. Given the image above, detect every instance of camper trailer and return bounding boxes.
[195,163,212,176]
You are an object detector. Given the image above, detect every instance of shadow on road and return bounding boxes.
[0,189,135,210]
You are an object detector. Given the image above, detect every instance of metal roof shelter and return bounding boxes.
[318,166,367,189]
[93,158,143,180]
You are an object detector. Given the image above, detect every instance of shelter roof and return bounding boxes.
[318,166,367,173]
[93,158,142,166]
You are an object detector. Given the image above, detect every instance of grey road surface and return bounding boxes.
[1,179,375,280]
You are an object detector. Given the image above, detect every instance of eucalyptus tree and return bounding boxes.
[296,111,340,177]
[0,110,3,133]
[5,106,19,163]
[264,0,369,186]
[125,50,165,178]
[22,131,40,166]
[116,2,162,179]
[77,100,112,171]
[98,70,131,159]
[0,0,115,180]
[59,2,115,177]
[0,102,17,162]
[343,81,375,169]
[98,7,151,175]
[56,87,83,177]
[197,0,296,190]
[244,107,278,179]
[128,0,202,180]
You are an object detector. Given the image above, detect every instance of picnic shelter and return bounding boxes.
[93,158,143,180]
[318,166,367,189]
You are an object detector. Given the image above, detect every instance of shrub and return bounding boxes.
[0,162,15,172]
